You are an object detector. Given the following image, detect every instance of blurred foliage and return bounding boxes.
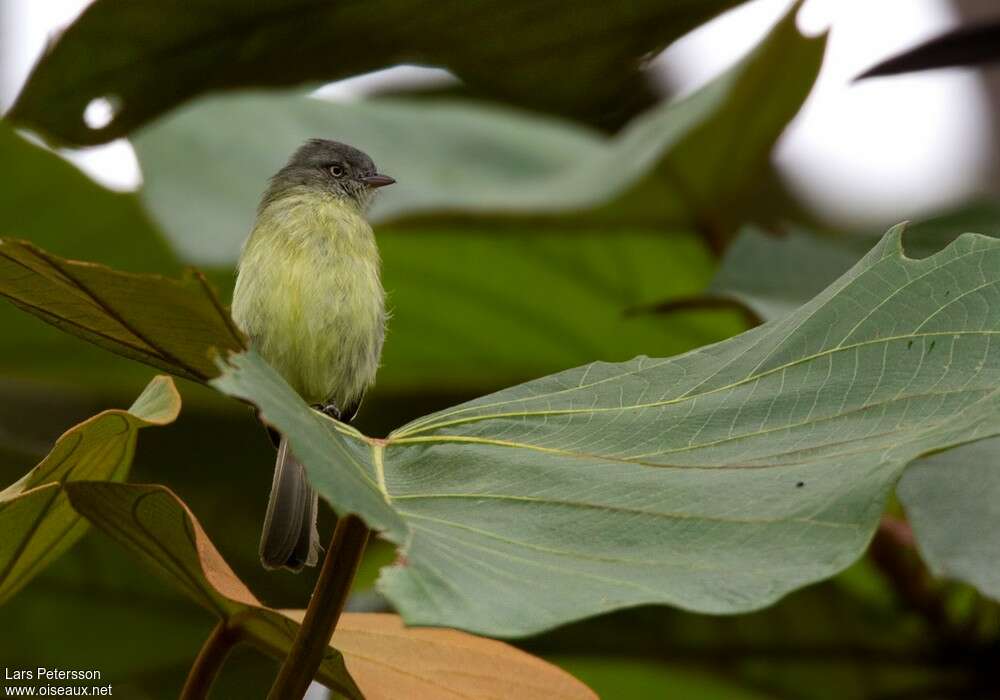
[9,0,754,143]
[2,0,1000,698]
[900,439,1000,611]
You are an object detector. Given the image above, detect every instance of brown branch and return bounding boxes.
[180,621,241,700]
[869,515,952,636]
[266,514,370,700]
[625,294,761,327]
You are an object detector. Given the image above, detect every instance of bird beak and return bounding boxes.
[362,174,396,188]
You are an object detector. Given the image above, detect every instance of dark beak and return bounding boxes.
[362,174,395,188]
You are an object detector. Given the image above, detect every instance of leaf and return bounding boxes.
[8,0,754,146]
[0,239,245,383]
[532,566,954,700]
[134,3,825,265]
[707,228,866,321]
[0,121,183,391]
[857,21,1000,80]
[330,613,597,700]
[897,438,1000,602]
[705,209,1000,606]
[214,226,1000,636]
[0,375,179,605]
[122,4,819,398]
[63,481,362,698]
[707,205,1000,323]
[64,481,596,700]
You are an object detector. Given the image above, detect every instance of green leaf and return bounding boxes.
[124,4,820,398]
[0,375,179,605]
[0,239,245,383]
[64,482,596,700]
[707,228,867,321]
[897,438,1000,602]
[704,207,1000,606]
[370,228,743,397]
[0,122,184,392]
[707,204,1000,324]
[9,0,752,146]
[134,4,825,265]
[213,226,1000,636]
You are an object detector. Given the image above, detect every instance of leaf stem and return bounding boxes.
[267,514,370,700]
[180,621,241,700]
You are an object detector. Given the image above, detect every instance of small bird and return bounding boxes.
[231,139,393,571]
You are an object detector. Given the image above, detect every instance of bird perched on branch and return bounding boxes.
[232,139,394,571]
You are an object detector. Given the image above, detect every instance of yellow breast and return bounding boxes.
[231,189,386,408]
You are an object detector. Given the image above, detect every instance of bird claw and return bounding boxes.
[317,403,342,420]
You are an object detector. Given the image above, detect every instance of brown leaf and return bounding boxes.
[331,612,599,700]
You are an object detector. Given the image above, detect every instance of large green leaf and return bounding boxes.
[65,481,596,700]
[212,226,1000,636]
[706,207,1000,605]
[0,239,244,383]
[134,4,825,265]
[0,375,178,605]
[8,0,753,146]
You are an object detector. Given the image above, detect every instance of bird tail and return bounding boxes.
[259,437,320,571]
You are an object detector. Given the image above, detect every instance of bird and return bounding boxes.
[231,139,394,571]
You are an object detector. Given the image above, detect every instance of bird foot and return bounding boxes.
[316,403,343,420]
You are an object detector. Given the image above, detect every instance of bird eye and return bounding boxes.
[328,164,345,178]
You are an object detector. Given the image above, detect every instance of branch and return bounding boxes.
[180,621,241,700]
[267,514,370,700]
[869,515,952,637]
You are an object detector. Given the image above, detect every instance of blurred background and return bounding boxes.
[1,0,999,698]
[2,0,998,225]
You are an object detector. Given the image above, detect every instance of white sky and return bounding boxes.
[1,0,992,229]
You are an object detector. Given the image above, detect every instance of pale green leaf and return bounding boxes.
[707,209,1000,605]
[212,226,1000,636]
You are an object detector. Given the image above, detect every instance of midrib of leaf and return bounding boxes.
[112,490,230,618]
[40,252,207,379]
[372,442,390,503]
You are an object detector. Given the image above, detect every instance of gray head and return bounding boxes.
[261,139,394,212]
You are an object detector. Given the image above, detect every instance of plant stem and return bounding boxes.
[180,621,241,700]
[869,515,952,637]
[267,514,370,700]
